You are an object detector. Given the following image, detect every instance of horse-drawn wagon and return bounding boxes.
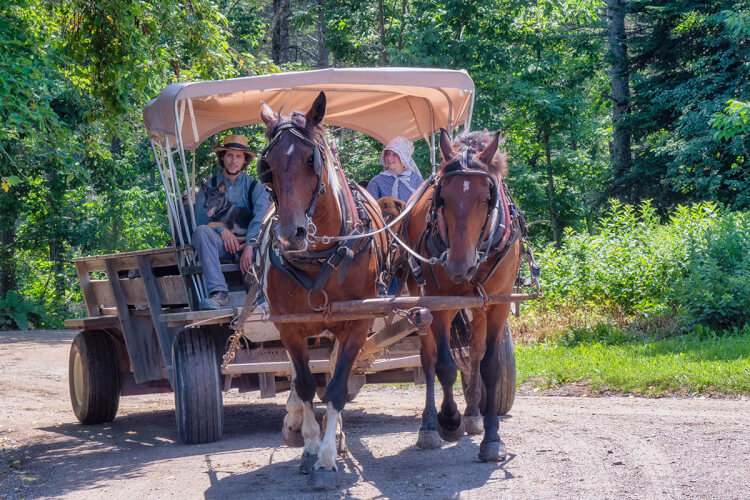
[64,68,539,454]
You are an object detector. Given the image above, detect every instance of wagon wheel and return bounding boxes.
[69,330,121,425]
[172,328,223,444]
[460,321,516,416]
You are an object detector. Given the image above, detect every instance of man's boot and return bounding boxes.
[199,290,230,310]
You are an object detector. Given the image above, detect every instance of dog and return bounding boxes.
[377,196,405,232]
[202,181,252,236]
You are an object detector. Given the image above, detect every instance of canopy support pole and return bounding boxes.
[151,140,179,247]
[165,134,206,302]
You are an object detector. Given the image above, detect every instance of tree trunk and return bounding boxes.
[316,0,329,68]
[544,132,561,246]
[378,0,388,66]
[398,0,406,51]
[48,236,66,312]
[47,167,68,315]
[606,0,631,179]
[272,0,291,64]
[0,211,17,300]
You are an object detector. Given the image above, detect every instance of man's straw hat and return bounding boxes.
[213,134,256,161]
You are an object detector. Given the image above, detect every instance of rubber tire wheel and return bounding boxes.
[173,329,223,444]
[69,331,120,424]
[461,321,516,416]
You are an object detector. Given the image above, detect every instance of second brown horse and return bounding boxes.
[404,129,520,462]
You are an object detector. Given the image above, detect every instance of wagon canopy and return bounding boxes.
[142,67,475,151]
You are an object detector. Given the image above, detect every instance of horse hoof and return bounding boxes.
[437,414,465,442]
[283,428,305,448]
[299,451,317,474]
[416,430,443,449]
[464,416,484,435]
[309,468,338,491]
[478,440,507,462]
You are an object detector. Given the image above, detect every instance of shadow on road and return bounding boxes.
[204,404,511,498]
[0,329,75,345]
[8,398,511,498]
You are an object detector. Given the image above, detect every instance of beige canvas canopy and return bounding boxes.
[143,67,475,151]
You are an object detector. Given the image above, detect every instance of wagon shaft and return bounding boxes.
[246,292,538,325]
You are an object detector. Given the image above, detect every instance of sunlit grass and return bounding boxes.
[515,331,750,395]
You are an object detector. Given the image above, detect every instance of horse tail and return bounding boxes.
[449,309,472,369]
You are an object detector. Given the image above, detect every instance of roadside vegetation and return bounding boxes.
[510,201,750,396]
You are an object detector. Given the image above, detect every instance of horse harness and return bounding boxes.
[254,122,387,309]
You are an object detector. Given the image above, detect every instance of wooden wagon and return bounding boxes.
[65,68,539,444]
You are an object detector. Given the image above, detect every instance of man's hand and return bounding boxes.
[220,229,241,254]
[240,245,254,274]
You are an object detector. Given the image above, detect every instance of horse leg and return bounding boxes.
[282,371,305,447]
[281,330,320,474]
[478,307,509,462]
[416,328,442,449]
[310,321,367,491]
[434,311,465,442]
[463,310,487,435]
[321,410,346,455]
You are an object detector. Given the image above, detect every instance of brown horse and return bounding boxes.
[404,128,520,461]
[257,92,387,490]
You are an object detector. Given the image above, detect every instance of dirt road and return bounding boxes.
[1,330,748,499]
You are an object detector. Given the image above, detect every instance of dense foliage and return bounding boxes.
[1,0,748,331]
[537,202,750,331]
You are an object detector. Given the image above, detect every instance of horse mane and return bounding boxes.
[452,130,509,179]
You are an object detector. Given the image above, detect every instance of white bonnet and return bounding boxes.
[379,136,419,175]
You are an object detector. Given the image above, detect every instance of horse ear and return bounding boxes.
[260,101,277,127]
[394,198,405,211]
[478,131,501,167]
[306,91,326,129]
[439,128,454,162]
[218,181,226,194]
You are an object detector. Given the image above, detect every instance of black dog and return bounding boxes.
[202,181,252,236]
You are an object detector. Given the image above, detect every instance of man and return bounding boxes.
[192,134,271,310]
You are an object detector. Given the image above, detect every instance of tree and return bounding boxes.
[606,0,632,184]
[620,0,750,209]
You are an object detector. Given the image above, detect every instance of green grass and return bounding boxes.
[515,331,750,396]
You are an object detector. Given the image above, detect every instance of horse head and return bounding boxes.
[259,92,331,252]
[435,128,506,283]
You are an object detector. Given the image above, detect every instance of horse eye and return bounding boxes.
[307,155,314,165]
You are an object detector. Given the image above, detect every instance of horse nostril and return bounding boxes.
[294,226,306,240]
[466,266,477,278]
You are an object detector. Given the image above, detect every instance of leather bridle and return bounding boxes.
[257,122,328,220]
[426,147,505,267]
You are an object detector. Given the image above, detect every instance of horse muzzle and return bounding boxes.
[443,253,478,284]
[275,224,309,252]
